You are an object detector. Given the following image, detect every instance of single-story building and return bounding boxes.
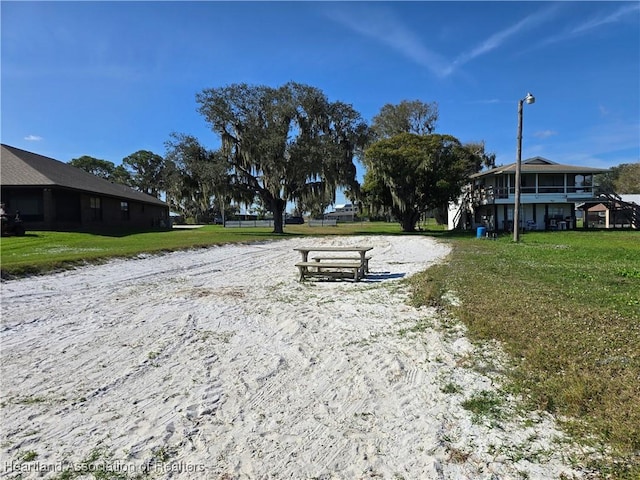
[1,144,170,232]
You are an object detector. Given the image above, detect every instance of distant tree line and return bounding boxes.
[597,163,640,195]
[69,81,638,233]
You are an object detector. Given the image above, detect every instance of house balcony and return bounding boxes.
[472,185,596,205]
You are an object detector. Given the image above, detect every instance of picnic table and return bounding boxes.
[293,246,373,282]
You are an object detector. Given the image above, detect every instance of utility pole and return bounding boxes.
[513,92,535,242]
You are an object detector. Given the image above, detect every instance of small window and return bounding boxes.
[90,197,102,221]
[548,206,565,217]
[121,201,130,220]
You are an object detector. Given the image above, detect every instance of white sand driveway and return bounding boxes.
[1,235,584,479]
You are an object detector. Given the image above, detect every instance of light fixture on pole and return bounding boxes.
[513,92,535,242]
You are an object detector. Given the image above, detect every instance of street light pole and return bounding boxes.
[513,92,535,242]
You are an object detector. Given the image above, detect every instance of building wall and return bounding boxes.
[1,186,169,232]
[325,212,357,222]
[325,204,359,222]
[475,202,576,231]
[88,195,169,229]
[1,187,45,223]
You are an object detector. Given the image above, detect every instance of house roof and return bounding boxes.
[577,193,640,210]
[620,194,640,205]
[470,156,609,179]
[1,144,167,207]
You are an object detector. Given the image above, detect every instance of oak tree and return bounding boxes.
[164,133,240,223]
[122,150,167,198]
[196,82,369,233]
[372,100,439,139]
[362,133,489,232]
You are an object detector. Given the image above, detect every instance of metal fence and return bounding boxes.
[223,218,340,227]
[223,220,274,228]
[308,219,338,227]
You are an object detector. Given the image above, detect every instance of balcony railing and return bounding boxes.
[472,185,595,204]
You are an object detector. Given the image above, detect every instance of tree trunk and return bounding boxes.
[400,218,415,232]
[400,214,415,232]
[400,210,419,232]
[271,198,286,234]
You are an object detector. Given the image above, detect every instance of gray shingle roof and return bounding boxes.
[1,144,167,207]
[470,156,609,179]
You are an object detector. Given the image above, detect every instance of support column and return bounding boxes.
[43,188,55,229]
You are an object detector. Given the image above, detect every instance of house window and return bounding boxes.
[496,175,508,198]
[121,201,130,220]
[90,197,102,221]
[538,174,565,193]
[521,174,536,194]
[9,193,44,222]
[569,174,593,193]
[548,207,565,217]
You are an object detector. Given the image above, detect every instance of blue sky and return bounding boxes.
[2,1,639,205]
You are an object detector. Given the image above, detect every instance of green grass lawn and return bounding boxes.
[1,223,638,477]
[408,229,640,479]
[0,222,409,277]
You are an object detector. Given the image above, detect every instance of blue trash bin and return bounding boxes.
[476,226,487,238]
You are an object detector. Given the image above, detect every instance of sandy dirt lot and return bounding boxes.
[1,235,585,479]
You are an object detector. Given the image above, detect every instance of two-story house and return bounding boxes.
[448,156,608,232]
[325,203,358,222]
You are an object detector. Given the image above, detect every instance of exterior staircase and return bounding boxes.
[599,192,640,229]
[450,188,474,230]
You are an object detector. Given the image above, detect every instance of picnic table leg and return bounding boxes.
[298,251,310,281]
[297,265,306,282]
[359,252,367,277]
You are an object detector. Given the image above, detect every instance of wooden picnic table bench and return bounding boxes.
[293,246,373,282]
[311,255,371,274]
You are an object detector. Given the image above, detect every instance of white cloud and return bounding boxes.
[534,3,640,50]
[599,104,610,117]
[326,3,562,78]
[324,5,451,78]
[24,135,43,141]
[451,4,562,72]
[471,98,502,105]
[571,3,640,35]
[527,121,640,169]
[534,130,558,139]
